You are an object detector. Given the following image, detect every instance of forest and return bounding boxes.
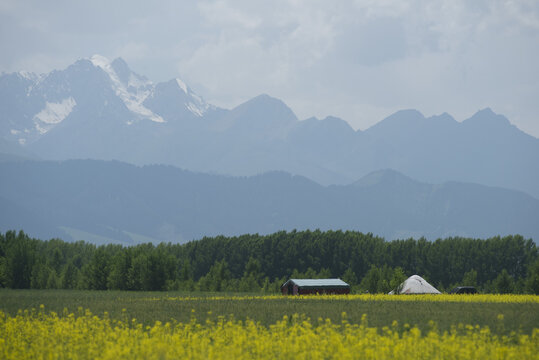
[1,230,538,294]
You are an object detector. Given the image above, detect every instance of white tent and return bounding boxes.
[388,275,441,294]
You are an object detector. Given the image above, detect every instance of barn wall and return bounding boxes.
[297,287,350,295]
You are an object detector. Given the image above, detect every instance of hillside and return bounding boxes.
[1,160,537,244]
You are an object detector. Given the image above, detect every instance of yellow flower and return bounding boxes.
[1,308,537,359]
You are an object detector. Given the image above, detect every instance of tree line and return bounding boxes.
[1,230,538,294]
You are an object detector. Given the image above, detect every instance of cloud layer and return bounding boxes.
[1,0,538,136]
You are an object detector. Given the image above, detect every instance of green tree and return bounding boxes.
[30,263,51,289]
[5,231,35,288]
[107,251,131,290]
[173,259,195,291]
[46,269,60,289]
[198,260,232,291]
[238,257,263,292]
[494,269,514,294]
[0,256,6,287]
[127,253,147,290]
[86,247,111,290]
[360,265,381,293]
[342,267,358,286]
[461,269,478,287]
[141,248,176,291]
[318,268,332,278]
[390,267,407,293]
[525,260,539,295]
[61,261,79,289]
[48,247,64,274]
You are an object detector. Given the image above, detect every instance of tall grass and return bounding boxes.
[1,290,537,335]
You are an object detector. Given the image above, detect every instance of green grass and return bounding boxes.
[1,289,537,336]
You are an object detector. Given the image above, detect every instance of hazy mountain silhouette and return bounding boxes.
[1,160,537,244]
[1,56,538,198]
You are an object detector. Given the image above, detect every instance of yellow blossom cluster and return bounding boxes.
[157,294,539,304]
[1,307,537,360]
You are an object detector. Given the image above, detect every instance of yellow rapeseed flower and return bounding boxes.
[155,294,539,304]
[1,308,537,359]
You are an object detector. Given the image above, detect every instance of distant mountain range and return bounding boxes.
[1,55,538,199]
[1,160,537,244]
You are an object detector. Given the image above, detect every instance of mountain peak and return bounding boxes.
[231,94,297,122]
[144,78,210,118]
[247,93,286,106]
[211,94,297,135]
[241,94,296,117]
[16,70,39,81]
[111,57,128,68]
[478,107,495,115]
[318,116,356,133]
[353,169,420,188]
[89,54,111,69]
[366,109,425,135]
[175,78,189,94]
[88,54,163,123]
[110,57,131,84]
[387,109,425,121]
[464,108,511,127]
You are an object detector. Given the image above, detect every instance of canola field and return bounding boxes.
[1,291,538,359]
[159,293,539,303]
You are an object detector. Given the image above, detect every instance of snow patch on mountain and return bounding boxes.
[17,71,44,95]
[128,73,150,90]
[33,97,77,134]
[187,101,207,117]
[18,71,38,81]
[90,55,164,123]
[174,78,210,117]
[176,78,188,94]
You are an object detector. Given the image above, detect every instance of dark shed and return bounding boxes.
[281,278,350,295]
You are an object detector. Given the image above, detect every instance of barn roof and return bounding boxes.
[283,278,350,288]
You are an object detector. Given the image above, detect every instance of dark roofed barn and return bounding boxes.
[281,278,350,295]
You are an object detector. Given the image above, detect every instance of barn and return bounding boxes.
[281,278,350,295]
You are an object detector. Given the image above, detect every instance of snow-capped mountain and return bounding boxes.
[90,55,164,124]
[1,56,538,199]
[0,55,213,148]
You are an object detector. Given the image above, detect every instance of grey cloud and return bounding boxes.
[0,0,538,137]
[337,17,408,66]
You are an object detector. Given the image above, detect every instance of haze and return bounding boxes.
[1,0,538,137]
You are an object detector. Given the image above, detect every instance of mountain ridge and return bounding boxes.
[1,55,538,198]
[0,159,537,245]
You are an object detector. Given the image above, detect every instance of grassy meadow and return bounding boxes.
[2,290,539,359]
[1,289,538,335]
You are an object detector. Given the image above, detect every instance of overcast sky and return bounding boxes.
[1,0,538,136]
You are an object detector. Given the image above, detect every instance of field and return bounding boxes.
[1,290,538,359]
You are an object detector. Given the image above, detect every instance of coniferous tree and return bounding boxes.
[86,247,110,290]
[5,231,35,288]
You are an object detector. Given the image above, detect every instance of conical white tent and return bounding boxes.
[388,275,441,294]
